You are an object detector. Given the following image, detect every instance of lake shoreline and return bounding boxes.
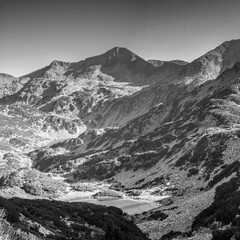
[61,192,169,215]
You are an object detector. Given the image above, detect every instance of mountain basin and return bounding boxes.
[68,197,168,215]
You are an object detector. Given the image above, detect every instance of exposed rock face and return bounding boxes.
[0,73,23,97]
[22,60,72,80]
[148,60,166,67]
[180,39,240,86]
[2,39,240,239]
[148,59,188,67]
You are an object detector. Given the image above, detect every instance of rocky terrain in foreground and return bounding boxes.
[1,39,240,239]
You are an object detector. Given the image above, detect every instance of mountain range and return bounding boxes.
[1,39,240,239]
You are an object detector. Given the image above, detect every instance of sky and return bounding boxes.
[1,0,240,77]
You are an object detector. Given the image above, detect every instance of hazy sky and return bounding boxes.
[1,0,240,77]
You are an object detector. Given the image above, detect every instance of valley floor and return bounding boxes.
[58,183,170,215]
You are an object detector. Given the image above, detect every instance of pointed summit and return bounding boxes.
[103,47,142,66]
[104,46,135,57]
[49,60,71,68]
[66,47,157,85]
[105,46,123,54]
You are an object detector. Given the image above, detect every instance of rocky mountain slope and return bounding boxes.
[0,73,25,97]
[1,39,240,239]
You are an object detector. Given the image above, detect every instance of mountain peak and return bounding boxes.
[104,46,137,60]
[222,38,240,45]
[50,60,61,66]
[202,38,240,73]
[49,60,71,68]
[180,38,240,86]
[106,46,131,53]
[0,73,17,79]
